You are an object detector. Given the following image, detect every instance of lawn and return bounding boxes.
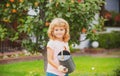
[0,56,120,76]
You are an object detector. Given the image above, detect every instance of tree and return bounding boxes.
[0,0,104,71]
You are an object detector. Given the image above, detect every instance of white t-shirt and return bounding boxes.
[46,39,70,76]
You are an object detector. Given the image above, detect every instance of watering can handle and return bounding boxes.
[61,46,66,59]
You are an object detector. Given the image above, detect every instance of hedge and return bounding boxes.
[94,31,120,49]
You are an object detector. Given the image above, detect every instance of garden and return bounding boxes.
[0,0,120,76]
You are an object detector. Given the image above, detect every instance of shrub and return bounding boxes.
[114,66,120,76]
[96,31,120,49]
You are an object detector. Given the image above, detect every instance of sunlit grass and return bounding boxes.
[70,56,120,76]
[0,56,120,76]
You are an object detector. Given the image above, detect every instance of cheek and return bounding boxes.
[63,30,66,34]
[52,31,58,36]
[53,31,57,34]
[63,31,66,35]
[51,31,55,36]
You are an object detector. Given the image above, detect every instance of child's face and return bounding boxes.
[53,26,66,40]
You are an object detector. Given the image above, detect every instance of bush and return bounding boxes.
[97,31,120,49]
[114,66,120,76]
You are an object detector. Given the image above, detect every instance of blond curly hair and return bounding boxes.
[47,18,70,42]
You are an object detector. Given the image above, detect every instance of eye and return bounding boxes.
[60,29,63,31]
[55,29,58,31]
[60,29,65,31]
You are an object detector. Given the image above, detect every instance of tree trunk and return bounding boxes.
[40,48,47,72]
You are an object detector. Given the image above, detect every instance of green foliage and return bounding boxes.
[0,0,30,40]
[0,0,105,52]
[114,66,120,76]
[97,31,120,49]
[0,24,7,41]
[46,0,105,44]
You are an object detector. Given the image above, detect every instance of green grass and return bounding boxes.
[0,56,120,76]
[71,56,120,76]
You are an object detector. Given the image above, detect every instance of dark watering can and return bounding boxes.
[57,50,75,73]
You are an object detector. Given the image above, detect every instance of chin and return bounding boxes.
[55,35,63,38]
[56,36,63,38]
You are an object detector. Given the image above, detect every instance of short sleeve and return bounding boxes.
[47,40,54,50]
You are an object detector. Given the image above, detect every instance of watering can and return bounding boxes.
[57,50,75,73]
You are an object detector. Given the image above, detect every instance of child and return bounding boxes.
[46,18,70,76]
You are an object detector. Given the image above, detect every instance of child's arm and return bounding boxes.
[47,47,59,69]
[47,47,68,73]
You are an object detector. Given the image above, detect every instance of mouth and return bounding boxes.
[57,34,62,35]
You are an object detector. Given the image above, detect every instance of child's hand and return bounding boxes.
[58,65,68,73]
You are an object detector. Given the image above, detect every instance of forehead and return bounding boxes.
[54,26,65,29]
